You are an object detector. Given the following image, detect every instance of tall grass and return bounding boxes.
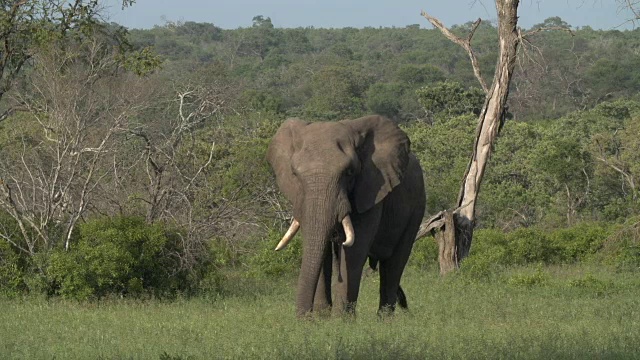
[2,265,640,359]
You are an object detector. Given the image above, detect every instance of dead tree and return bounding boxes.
[416,0,522,275]
[0,38,151,253]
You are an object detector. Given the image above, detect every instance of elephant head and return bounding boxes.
[267,115,410,316]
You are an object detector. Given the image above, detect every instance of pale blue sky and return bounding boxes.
[103,1,635,30]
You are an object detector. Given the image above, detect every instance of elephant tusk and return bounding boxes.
[275,219,300,251]
[342,215,355,247]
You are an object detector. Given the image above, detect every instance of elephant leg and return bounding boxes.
[332,244,367,315]
[333,206,382,316]
[378,214,422,315]
[378,259,404,315]
[313,246,332,314]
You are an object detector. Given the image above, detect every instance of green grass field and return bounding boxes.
[2,265,639,359]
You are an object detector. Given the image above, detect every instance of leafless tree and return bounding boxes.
[106,73,271,268]
[0,37,152,254]
[417,0,640,275]
[617,0,640,25]
[417,0,524,274]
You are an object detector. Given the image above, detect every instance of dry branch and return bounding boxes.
[421,11,489,94]
[418,0,522,274]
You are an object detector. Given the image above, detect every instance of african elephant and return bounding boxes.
[267,115,425,317]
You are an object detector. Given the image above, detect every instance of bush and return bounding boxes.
[452,223,611,273]
[459,248,507,279]
[48,216,215,300]
[470,229,510,261]
[549,223,609,263]
[507,266,550,287]
[598,219,640,271]
[506,228,556,265]
[409,237,439,270]
[567,274,613,297]
[456,229,511,278]
[246,228,302,278]
[0,240,24,297]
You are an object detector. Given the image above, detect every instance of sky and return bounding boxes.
[103,0,636,30]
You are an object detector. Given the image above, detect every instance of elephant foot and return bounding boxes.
[377,304,396,319]
[313,304,332,317]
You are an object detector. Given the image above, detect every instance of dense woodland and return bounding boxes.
[0,8,639,299]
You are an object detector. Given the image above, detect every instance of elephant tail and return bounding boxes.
[397,286,408,309]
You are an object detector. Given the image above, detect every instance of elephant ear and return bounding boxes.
[341,115,410,214]
[266,118,307,216]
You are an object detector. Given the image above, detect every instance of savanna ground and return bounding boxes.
[2,264,639,360]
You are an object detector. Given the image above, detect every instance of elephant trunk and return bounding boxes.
[295,227,330,317]
[295,194,345,317]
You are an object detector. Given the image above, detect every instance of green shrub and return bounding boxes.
[246,228,302,278]
[614,245,640,271]
[471,229,510,261]
[507,266,549,287]
[0,240,24,297]
[409,237,439,270]
[549,223,609,263]
[459,246,507,280]
[505,228,556,265]
[417,227,550,277]
[567,274,613,296]
[455,229,511,279]
[421,222,628,275]
[598,219,640,271]
[48,216,215,300]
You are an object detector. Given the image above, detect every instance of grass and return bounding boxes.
[2,265,640,359]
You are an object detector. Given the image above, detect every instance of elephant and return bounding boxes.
[267,115,426,317]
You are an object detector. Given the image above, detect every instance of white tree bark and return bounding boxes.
[418,0,522,274]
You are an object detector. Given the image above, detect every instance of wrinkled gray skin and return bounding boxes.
[267,115,426,317]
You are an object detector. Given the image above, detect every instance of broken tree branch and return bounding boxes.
[421,11,489,94]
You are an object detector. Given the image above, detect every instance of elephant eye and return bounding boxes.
[345,168,354,177]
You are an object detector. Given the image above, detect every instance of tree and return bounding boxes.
[0,0,136,122]
[304,65,369,120]
[617,0,640,25]
[418,0,523,274]
[590,101,640,205]
[0,34,151,254]
[418,0,640,274]
[365,83,404,119]
[416,80,485,123]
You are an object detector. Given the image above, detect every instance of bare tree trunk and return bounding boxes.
[418,0,521,274]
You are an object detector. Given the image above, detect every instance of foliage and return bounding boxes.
[303,65,370,120]
[0,0,137,104]
[3,11,640,298]
[246,229,302,278]
[0,238,23,297]
[548,222,609,262]
[507,266,550,287]
[48,216,215,300]
[411,222,623,276]
[598,217,640,271]
[404,114,476,213]
[119,17,640,123]
[120,46,163,76]
[365,83,405,119]
[0,34,155,254]
[416,80,485,121]
[408,236,439,270]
